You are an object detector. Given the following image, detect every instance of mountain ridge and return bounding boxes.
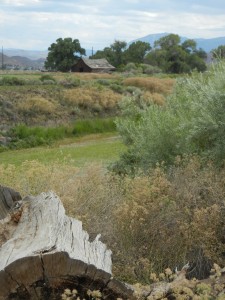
[130,32,225,52]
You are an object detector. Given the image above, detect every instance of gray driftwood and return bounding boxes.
[0,191,134,300]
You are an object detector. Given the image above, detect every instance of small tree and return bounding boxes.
[45,37,86,72]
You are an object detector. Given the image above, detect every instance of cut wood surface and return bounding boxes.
[0,190,134,300]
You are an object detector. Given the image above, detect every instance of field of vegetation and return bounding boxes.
[0,71,174,150]
[1,62,225,299]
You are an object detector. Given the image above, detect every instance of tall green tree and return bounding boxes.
[110,40,127,66]
[45,37,86,72]
[91,40,127,67]
[124,41,151,64]
[145,34,206,73]
[154,34,180,49]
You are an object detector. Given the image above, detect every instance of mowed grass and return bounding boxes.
[0,133,126,167]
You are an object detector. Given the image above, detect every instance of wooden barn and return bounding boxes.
[71,58,115,73]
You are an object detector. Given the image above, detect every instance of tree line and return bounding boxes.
[45,34,225,73]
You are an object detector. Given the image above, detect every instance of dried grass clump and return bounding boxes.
[17,96,58,114]
[71,72,119,80]
[113,157,225,282]
[123,77,174,95]
[142,91,166,106]
[63,87,122,112]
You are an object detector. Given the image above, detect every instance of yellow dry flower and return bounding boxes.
[61,294,68,300]
[164,268,173,276]
[64,289,72,296]
[150,272,158,282]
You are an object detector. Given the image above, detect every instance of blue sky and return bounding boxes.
[1,0,225,50]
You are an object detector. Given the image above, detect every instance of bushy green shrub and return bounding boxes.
[124,62,137,72]
[0,76,26,86]
[110,83,124,94]
[141,64,162,74]
[42,79,56,85]
[114,60,225,174]
[40,74,56,82]
[59,76,81,87]
[72,118,116,135]
[9,124,68,148]
[96,79,111,86]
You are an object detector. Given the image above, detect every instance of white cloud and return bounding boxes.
[0,0,225,50]
[2,0,39,5]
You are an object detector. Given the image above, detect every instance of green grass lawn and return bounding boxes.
[0,133,126,167]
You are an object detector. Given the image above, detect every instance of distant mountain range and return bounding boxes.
[1,33,225,70]
[130,32,225,52]
[0,52,45,70]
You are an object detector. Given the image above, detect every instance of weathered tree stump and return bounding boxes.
[0,190,134,300]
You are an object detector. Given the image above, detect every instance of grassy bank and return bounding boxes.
[0,133,125,166]
[1,118,117,151]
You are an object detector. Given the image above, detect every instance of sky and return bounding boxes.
[1,0,225,50]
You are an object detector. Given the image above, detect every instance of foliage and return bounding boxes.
[6,118,116,150]
[17,95,58,116]
[45,37,86,72]
[63,86,122,113]
[124,41,151,64]
[114,61,225,174]
[91,40,127,67]
[211,45,225,59]
[40,74,56,82]
[123,77,174,95]
[0,76,26,86]
[72,118,116,135]
[9,124,69,148]
[145,34,207,73]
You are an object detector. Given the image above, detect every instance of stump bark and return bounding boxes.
[0,190,134,300]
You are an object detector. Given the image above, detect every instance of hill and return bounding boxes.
[4,49,48,60]
[130,32,225,52]
[0,53,45,70]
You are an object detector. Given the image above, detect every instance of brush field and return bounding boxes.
[2,68,225,299]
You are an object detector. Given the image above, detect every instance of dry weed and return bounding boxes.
[123,77,174,95]
[1,156,225,284]
[63,87,122,112]
[17,96,58,114]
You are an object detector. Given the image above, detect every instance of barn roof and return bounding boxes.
[81,58,115,70]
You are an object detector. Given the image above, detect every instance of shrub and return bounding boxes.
[72,118,116,135]
[58,76,81,87]
[42,79,56,85]
[40,74,56,82]
[123,77,174,95]
[63,87,122,112]
[0,76,26,86]
[141,64,162,75]
[9,124,68,148]
[110,83,124,94]
[96,79,111,86]
[115,61,225,173]
[17,96,58,115]
[124,62,138,72]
